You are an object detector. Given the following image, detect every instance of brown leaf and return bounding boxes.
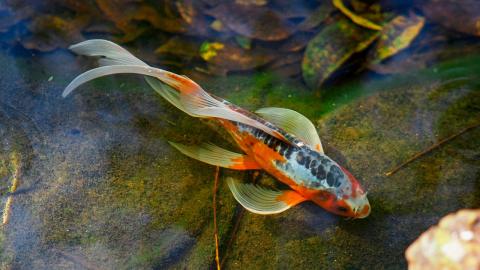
[21,15,87,51]
[269,52,303,69]
[278,32,313,52]
[268,52,303,77]
[205,3,294,41]
[95,0,139,32]
[84,21,122,34]
[176,0,212,37]
[155,36,201,59]
[297,2,335,31]
[132,5,187,33]
[421,0,480,37]
[95,0,187,36]
[270,0,313,19]
[52,0,97,14]
[271,63,302,77]
[176,0,196,24]
[0,4,34,32]
[200,41,276,73]
[234,0,268,6]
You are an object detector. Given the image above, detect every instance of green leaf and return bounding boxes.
[302,16,379,89]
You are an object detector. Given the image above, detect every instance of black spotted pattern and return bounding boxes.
[326,165,343,187]
[296,151,305,164]
[315,165,326,179]
[233,121,348,191]
[237,121,296,160]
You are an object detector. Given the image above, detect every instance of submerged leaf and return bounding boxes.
[235,36,252,50]
[0,4,34,32]
[421,0,480,37]
[155,36,201,59]
[200,41,275,73]
[95,0,187,36]
[205,3,294,41]
[235,0,268,6]
[200,42,225,61]
[268,53,303,77]
[21,15,87,51]
[302,16,379,89]
[297,2,335,31]
[176,0,211,37]
[278,32,313,52]
[332,0,382,31]
[270,1,313,19]
[175,0,195,24]
[369,12,425,65]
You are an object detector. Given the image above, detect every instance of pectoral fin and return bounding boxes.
[227,178,306,215]
[255,107,323,152]
[169,142,261,170]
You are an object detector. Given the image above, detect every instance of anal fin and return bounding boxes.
[227,178,306,215]
[169,142,261,170]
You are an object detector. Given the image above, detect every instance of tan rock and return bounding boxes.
[406,209,480,270]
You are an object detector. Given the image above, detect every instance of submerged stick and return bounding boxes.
[213,166,221,270]
[220,208,245,268]
[2,152,20,225]
[385,122,480,176]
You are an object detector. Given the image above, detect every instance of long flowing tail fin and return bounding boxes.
[63,39,288,141]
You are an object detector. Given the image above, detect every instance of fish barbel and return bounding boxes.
[63,39,370,219]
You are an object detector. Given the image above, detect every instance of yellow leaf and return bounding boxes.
[332,0,382,31]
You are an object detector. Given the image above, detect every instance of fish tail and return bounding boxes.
[62,39,216,116]
[63,39,289,140]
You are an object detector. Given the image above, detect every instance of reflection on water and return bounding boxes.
[0,1,479,269]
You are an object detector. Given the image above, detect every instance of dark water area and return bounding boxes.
[0,1,479,269]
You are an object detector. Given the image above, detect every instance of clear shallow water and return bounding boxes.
[0,1,480,269]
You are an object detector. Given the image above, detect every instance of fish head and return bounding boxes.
[310,165,370,219]
[340,166,370,218]
[311,190,370,219]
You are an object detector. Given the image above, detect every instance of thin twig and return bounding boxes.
[385,121,480,176]
[213,166,221,270]
[2,152,20,225]
[220,208,244,268]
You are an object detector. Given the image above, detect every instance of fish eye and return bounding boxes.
[337,206,348,212]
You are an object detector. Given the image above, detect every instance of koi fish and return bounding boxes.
[63,39,370,219]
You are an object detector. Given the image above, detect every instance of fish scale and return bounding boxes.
[235,121,348,197]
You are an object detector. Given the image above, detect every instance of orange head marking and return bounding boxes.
[309,166,370,219]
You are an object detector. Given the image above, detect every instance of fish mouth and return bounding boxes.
[353,203,371,219]
[348,194,371,219]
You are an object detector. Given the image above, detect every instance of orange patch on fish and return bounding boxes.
[229,156,261,170]
[166,73,200,95]
[359,204,370,216]
[276,190,306,206]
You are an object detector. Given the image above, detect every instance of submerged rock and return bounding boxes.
[406,209,480,270]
